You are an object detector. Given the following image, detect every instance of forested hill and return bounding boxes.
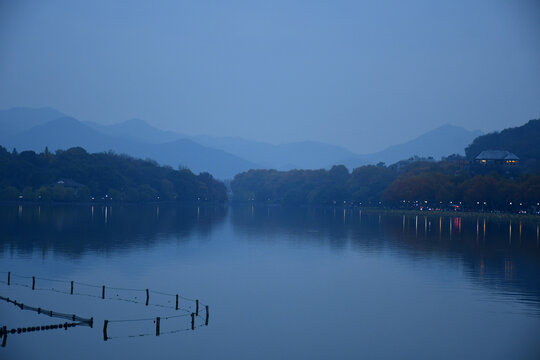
[231,161,540,211]
[465,119,540,170]
[0,146,227,202]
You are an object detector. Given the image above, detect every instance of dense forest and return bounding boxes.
[232,119,540,212]
[2,119,539,208]
[231,158,540,212]
[465,119,540,172]
[0,146,227,202]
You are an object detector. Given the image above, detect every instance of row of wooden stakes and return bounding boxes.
[102,305,209,341]
[5,271,192,311]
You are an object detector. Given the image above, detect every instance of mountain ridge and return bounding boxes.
[1,113,258,179]
[346,123,483,167]
[0,106,485,177]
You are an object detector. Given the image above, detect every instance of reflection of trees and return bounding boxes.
[231,206,356,249]
[232,205,540,305]
[380,214,540,306]
[0,204,227,258]
[2,204,539,307]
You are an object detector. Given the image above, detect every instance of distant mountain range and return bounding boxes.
[190,135,360,170]
[0,107,482,178]
[0,114,256,179]
[352,124,483,166]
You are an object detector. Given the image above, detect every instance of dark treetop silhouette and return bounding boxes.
[0,146,227,203]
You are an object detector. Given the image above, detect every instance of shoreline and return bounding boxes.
[355,207,540,221]
[1,201,539,221]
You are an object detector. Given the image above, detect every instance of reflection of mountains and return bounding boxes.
[231,206,540,306]
[0,204,227,257]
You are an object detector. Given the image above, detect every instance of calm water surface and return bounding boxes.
[1,204,539,359]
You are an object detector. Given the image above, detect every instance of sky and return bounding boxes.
[0,0,539,153]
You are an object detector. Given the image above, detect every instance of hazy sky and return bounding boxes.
[1,0,539,153]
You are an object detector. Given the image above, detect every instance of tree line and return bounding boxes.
[231,158,540,212]
[0,146,227,202]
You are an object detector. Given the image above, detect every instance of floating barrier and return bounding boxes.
[0,271,210,344]
[1,322,83,347]
[0,295,93,327]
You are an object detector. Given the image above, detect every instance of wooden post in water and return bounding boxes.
[156,317,160,336]
[191,313,195,330]
[32,276,35,290]
[102,285,105,299]
[70,281,74,295]
[146,289,149,306]
[196,299,199,316]
[7,272,10,286]
[1,326,6,347]
[103,320,108,341]
[175,294,179,310]
[205,305,209,326]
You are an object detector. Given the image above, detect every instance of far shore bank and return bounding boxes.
[230,203,540,222]
[1,201,539,222]
[353,207,540,222]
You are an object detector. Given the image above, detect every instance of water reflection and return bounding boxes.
[1,204,540,359]
[231,206,540,308]
[2,204,540,308]
[0,204,227,258]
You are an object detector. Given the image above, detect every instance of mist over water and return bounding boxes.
[1,204,539,359]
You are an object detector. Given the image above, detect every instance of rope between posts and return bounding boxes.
[107,287,146,292]
[73,281,101,288]
[35,287,69,294]
[9,282,30,288]
[6,281,186,310]
[0,295,93,325]
[148,290,176,297]
[3,286,179,311]
[163,313,191,319]
[2,271,205,306]
[108,313,192,323]
[105,324,205,340]
[10,274,32,279]
[107,332,156,339]
[108,317,157,323]
[148,290,200,303]
[36,277,69,283]
[2,272,211,342]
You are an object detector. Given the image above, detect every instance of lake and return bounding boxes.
[1,204,539,359]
